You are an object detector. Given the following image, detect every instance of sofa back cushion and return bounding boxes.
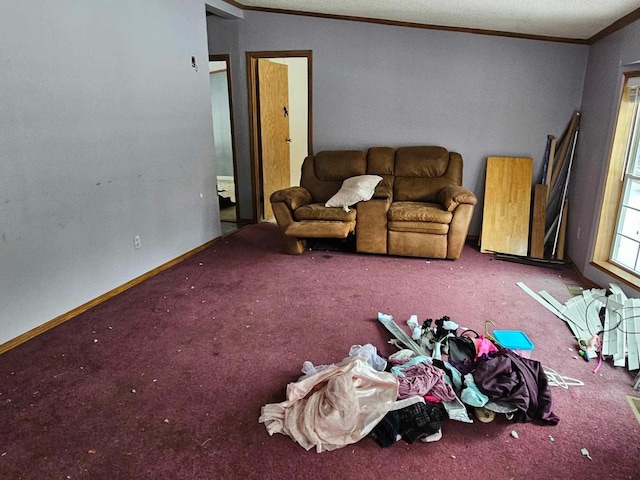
[300,150,367,203]
[393,146,463,202]
[315,151,367,180]
[367,147,395,176]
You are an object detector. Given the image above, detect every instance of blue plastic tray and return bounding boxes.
[493,330,535,351]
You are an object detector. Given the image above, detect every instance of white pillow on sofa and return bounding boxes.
[325,175,383,208]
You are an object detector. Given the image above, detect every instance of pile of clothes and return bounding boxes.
[258,315,558,453]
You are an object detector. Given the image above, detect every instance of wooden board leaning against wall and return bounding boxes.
[481,112,581,263]
[480,156,533,256]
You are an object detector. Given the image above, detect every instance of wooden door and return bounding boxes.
[258,59,290,220]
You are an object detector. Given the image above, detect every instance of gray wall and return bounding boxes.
[571,19,640,295]
[207,11,589,232]
[0,0,219,345]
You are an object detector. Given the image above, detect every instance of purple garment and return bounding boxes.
[473,350,559,425]
[396,363,456,401]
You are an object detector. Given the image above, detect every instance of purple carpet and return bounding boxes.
[1,223,638,479]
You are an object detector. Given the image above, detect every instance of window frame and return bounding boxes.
[593,71,640,289]
[610,82,640,272]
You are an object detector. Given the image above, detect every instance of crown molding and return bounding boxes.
[219,0,640,45]
[588,6,640,44]
[243,5,587,44]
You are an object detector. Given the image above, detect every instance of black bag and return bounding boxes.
[447,335,477,364]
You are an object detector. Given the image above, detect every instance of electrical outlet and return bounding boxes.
[134,235,142,250]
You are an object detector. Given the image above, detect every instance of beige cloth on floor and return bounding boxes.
[259,355,400,452]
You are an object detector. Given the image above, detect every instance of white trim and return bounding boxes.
[205,0,244,19]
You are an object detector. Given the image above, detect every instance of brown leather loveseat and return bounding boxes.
[270,146,477,259]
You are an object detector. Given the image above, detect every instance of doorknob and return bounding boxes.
[286,138,292,143]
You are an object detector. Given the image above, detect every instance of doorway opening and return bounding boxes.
[209,54,239,235]
[247,51,313,221]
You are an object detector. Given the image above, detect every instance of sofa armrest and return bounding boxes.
[438,186,477,212]
[270,187,312,211]
[270,187,312,255]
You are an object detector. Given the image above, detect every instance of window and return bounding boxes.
[593,72,640,287]
[611,77,640,273]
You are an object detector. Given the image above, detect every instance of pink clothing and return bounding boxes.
[474,335,498,359]
[396,363,456,401]
[259,356,400,453]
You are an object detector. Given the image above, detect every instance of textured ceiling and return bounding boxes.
[237,0,640,40]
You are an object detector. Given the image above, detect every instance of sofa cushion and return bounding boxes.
[394,177,455,202]
[367,147,395,175]
[315,151,367,181]
[295,203,357,222]
[373,180,393,199]
[388,202,453,224]
[300,157,343,204]
[286,220,355,239]
[393,147,464,203]
[325,175,382,208]
[395,147,449,178]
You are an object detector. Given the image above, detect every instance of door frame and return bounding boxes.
[209,53,240,224]
[246,50,313,221]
